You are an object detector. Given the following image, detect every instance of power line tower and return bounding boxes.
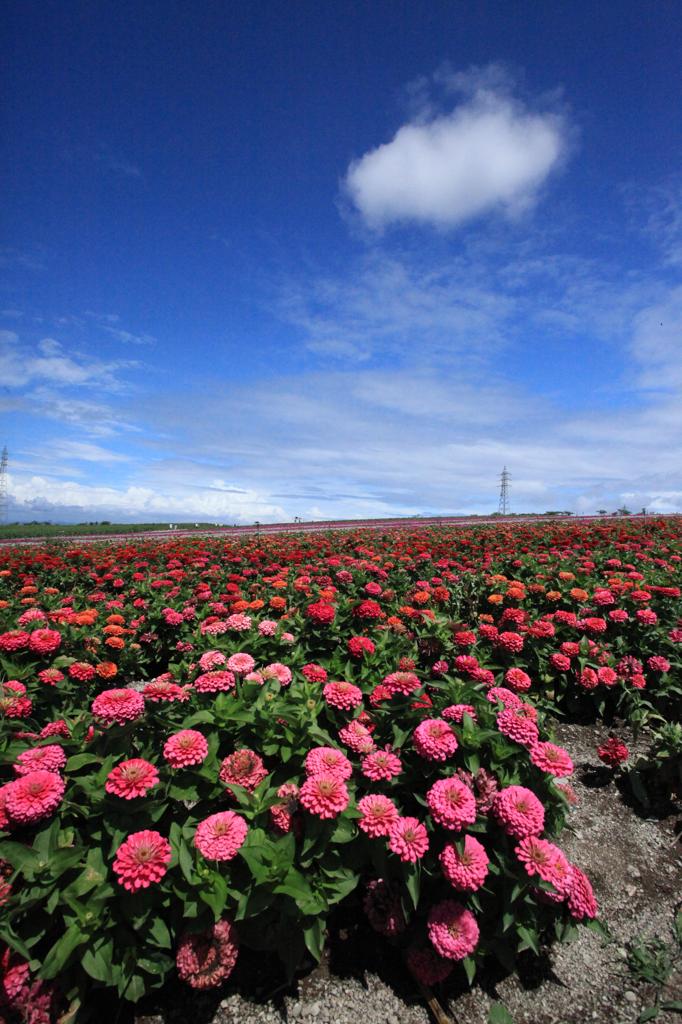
[497,466,511,515]
[0,446,8,524]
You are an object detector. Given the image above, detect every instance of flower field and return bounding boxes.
[0,518,680,1022]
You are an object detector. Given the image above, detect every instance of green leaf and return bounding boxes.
[148,916,172,949]
[65,753,101,772]
[462,956,476,985]
[638,1008,660,1023]
[82,946,113,983]
[178,841,194,884]
[41,925,87,980]
[402,861,420,911]
[660,1001,682,1013]
[0,841,42,875]
[517,925,540,955]
[123,972,146,1003]
[303,918,326,962]
[489,1003,515,1024]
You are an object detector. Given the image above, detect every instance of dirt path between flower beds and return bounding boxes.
[136,722,682,1024]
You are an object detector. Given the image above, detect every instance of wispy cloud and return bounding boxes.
[0,333,137,391]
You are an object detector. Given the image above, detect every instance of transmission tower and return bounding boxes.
[0,446,8,524]
[497,466,511,515]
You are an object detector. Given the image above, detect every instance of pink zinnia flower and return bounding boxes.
[220,749,268,794]
[92,688,145,726]
[28,628,62,656]
[323,680,363,710]
[194,670,236,693]
[302,663,327,683]
[227,653,256,675]
[198,650,227,671]
[493,785,545,839]
[14,745,66,776]
[496,707,540,746]
[505,667,532,692]
[486,687,522,709]
[143,679,190,702]
[338,719,375,754]
[269,782,299,834]
[442,704,477,724]
[261,662,293,685]
[258,619,278,636]
[439,835,489,891]
[105,758,159,799]
[299,773,349,819]
[195,811,248,861]
[361,748,403,781]
[164,729,209,768]
[387,816,429,862]
[38,668,65,686]
[357,794,399,837]
[68,661,96,682]
[112,830,171,891]
[176,918,239,989]
[5,770,65,825]
[226,613,252,631]
[427,777,477,831]
[383,671,422,696]
[567,864,598,919]
[40,719,70,740]
[496,631,524,654]
[515,836,573,897]
[530,742,574,777]
[406,945,453,985]
[427,900,479,960]
[413,719,458,762]
[305,746,353,780]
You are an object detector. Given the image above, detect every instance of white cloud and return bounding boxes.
[345,68,566,229]
[7,474,285,524]
[0,333,137,391]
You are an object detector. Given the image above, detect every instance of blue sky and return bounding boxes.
[2,1,682,522]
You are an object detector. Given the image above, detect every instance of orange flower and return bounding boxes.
[527,583,546,593]
[506,587,525,601]
[546,590,562,601]
[73,610,98,626]
[269,596,286,610]
[20,586,38,595]
[318,588,336,601]
[44,587,60,595]
[231,600,250,612]
[106,614,126,625]
[20,597,37,606]
[96,661,118,679]
[271,579,288,589]
[249,599,265,610]
[478,613,494,623]
[0,570,11,578]
[488,594,504,605]
[413,591,431,605]
[103,624,125,635]
[105,636,125,650]
[569,588,588,602]
[558,571,575,582]
[0,601,8,610]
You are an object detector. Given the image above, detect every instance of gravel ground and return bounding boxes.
[135,722,681,1024]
